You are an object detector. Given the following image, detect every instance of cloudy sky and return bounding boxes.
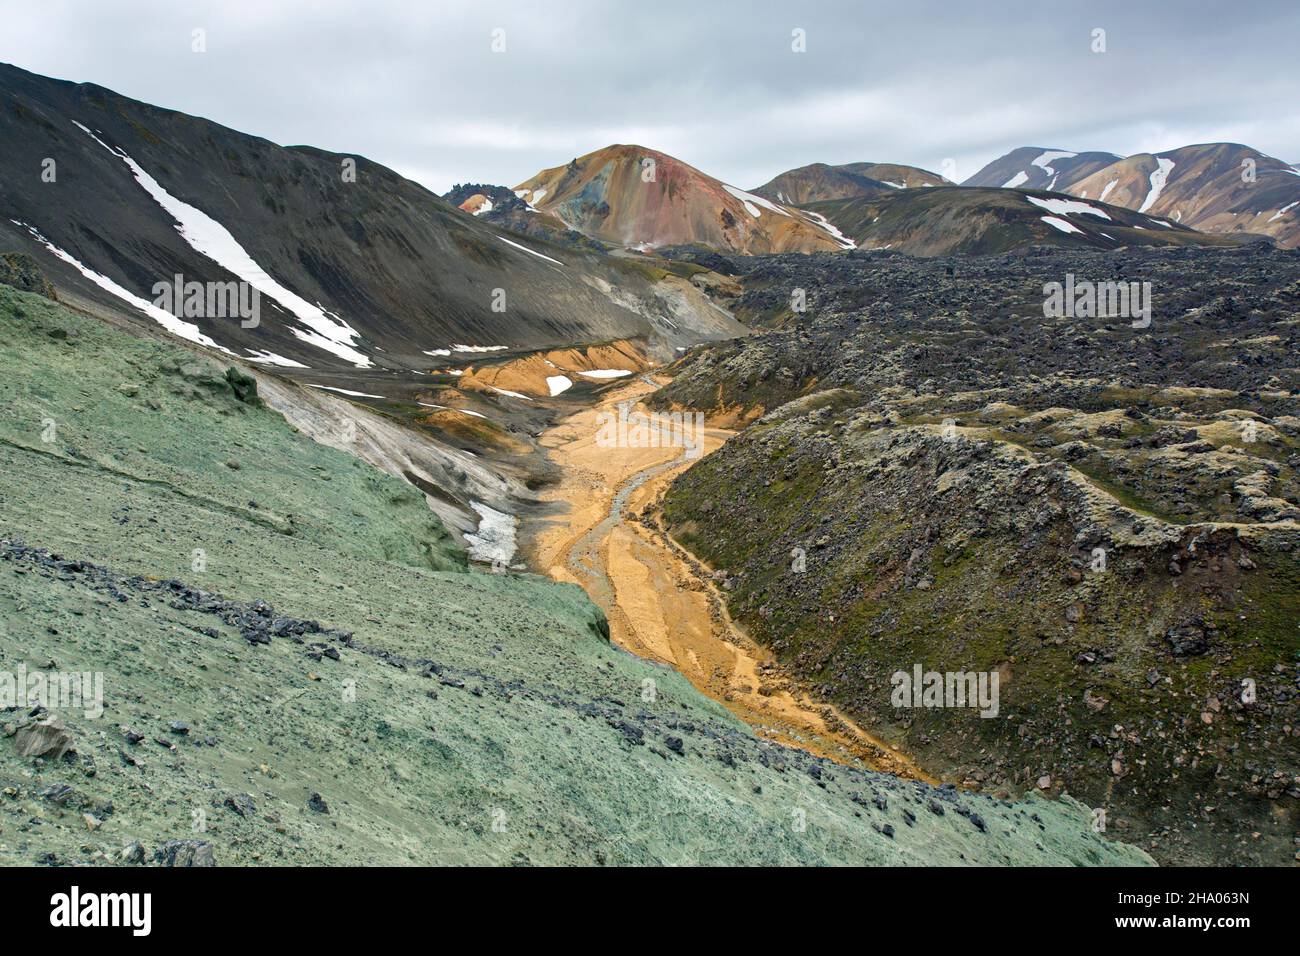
[2,0,1298,193]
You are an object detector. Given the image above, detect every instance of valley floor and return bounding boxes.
[523,378,927,779]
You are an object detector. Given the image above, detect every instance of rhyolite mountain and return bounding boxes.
[512,145,851,255]
[970,143,1300,248]
[1066,144,1300,248]
[0,63,742,375]
[752,161,948,205]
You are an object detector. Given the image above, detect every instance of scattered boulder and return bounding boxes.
[155,839,216,867]
[13,714,75,759]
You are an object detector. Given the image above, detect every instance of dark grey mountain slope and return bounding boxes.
[0,63,740,374]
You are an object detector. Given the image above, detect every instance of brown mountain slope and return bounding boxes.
[837,162,948,189]
[752,161,947,205]
[1067,144,1300,248]
[513,145,845,255]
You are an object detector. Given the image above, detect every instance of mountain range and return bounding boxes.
[463,140,1298,257]
[965,144,1300,248]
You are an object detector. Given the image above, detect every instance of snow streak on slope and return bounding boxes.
[1099,179,1120,203]
[1268,201,1298,223]
[1040,216,1083,235]
[799,209,858,250]
[1026,196,1112,219]
[488,385,533,401]
[244,349,309,368]
[72,121,371,368]
[1002,171,1029,189]
[13,220,233,353]
[497,235,563,265]
[1139,157,1176,213]
[306,384,386,398]
[723,184,790,218]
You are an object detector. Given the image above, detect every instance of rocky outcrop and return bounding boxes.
[0,251,56,299]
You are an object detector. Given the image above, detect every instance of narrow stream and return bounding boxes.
[566,448,687,609]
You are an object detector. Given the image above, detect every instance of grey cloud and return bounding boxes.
[2,0,1296,192]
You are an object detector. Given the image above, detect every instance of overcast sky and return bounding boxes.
[2,0,1298,193]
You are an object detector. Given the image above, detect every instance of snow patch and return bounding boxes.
[1026,196,1111,220]
[465,501,518,567]
[418,402,489,421]
[1031,150,1077,177]
[1099,179,1120,203]
[306,384,385,399]
[799,210,857,249]
[488,385,532,401]
[723,184,789,218]
[244,349,308,368]
[1268,201,1297,223]
[1001,170,1029,189]
[1138,157,1175,213]
[579,369,634,379]
[72,121,371,368]
[546,375,573,396]
[1040,215,1083,235]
